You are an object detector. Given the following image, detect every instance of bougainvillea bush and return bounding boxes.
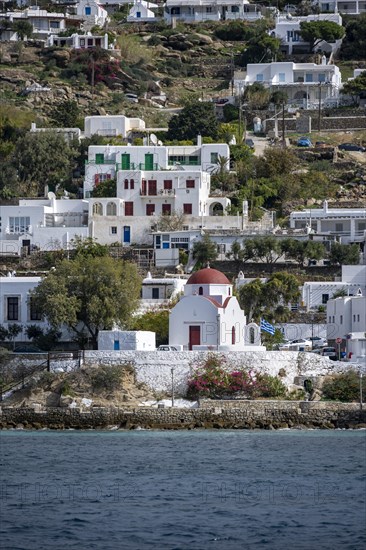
[187,353,286,400]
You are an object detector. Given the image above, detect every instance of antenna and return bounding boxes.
[150,133,158,145]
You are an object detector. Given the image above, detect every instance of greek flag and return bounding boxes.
[260,318,275,336]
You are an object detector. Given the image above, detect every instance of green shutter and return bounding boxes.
[121,153,130,170]
[95,153,104,164]
[145,153,154,170]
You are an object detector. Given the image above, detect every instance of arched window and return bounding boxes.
[106,202,117,216]
[93,202,103,216]
[232,326,236,345]
[228,287,231,296]
[198,286,203,295]
[250,326,255,344]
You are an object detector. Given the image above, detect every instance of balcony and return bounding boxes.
[85,159,116,165]
[115,162,137,171]
[140,189,176,197]
[5,225,33,236]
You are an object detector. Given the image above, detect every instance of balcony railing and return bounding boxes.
[5,226,33,235]
[140,189,176,197]
[115,162,137,171]
[85,159,117,165]
[168,159,200,166]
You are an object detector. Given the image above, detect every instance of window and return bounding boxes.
[279,73,286,82]
[335,223,343,232]
[125,202,134,216]
[186,179,195,189]
[130,179,134,190]
[256,74,263,82]
[210,152,218,164]
[85,6,91,15]
[322,294,329,304]
[231,5,239,11]
[164,180,172,190]
[232,326,236,345]
[30,298,42,321]
[152,288,159,299]
[329,316,331,323]
[340,315,343,324]
[357,314,360,322]
[98,174,111,183]
[80,39,85,47]
[199,287,203,295]
[249,327,255,344]
[106,202,117,216]
[7,297,19,321]
[305,73,313,82]
[95,153,104,164]
[162,204,171,216]
[124,178,129,189]
[146,204,155,216]
[50,21,60,28]
[9,217,30,234]
[206,6,212,12]
[318,73,326,82]
[93,202,103,215]
[183,204,192,215]
[110,226,117,235]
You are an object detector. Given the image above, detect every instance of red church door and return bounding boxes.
[189,326,201,350]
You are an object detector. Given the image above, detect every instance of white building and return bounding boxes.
[271,13,343,55]
[290,201,366,246]
[164,0,262,23]
[0,193,89,256]
[127,0,158,21]
[301,265,366,311]
[98,330,156,350]
[235,61,342,109]
[169,266,264,351]
[0,7,69,39]
[30,122,82,143]
[76,0,109,28]
[139,272,187,312]
[327,292,366,363]
[314,0,366,15]
[84,115,146,138]
[46,32,109,49]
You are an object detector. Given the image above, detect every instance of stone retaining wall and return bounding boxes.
[1,402,364,430]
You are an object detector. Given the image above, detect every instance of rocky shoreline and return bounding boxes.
[1,402,365,430]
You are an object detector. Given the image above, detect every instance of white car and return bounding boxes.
[279,338,312,351]
[308,336,328,349]
[157,345,179,351]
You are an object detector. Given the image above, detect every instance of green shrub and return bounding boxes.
[322,371,365,402]
[90,365,125,392]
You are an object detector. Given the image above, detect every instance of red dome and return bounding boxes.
[187,268,230,285]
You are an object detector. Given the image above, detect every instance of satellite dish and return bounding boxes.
[48,192,56,200]
[150,133,158,145]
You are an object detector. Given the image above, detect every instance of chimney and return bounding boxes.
[197,134,202,147]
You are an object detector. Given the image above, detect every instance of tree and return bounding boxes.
[130,310,169,347]
[192,234,218,268]
[90,178,117,198]
[281,239,326,266]
[270,90,288,106]
[329,243,360,266]
[167,102,219,141]
[13,132,76,196]
[13,20,33,40]
[248,236,282,268]
[299,21,345,53]
[340,71,366,105]
[339,15,366,61]
[71,237,110,258]
[240,35,281,67]
[156,210,186,232]
[30,256,141,348]
[243,82,271,110]
[50,100,81,128]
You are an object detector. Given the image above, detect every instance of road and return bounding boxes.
[246,131,268,157]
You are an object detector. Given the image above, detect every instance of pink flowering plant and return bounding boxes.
[187,354,286,400]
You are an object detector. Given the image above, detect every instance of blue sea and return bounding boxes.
[0,430,365,550]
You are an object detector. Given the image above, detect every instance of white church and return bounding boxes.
[169,266,265,351]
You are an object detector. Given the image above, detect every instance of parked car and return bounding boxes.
[245,138,255,149]
[338,143,366,152]
[157,345,179,351]
[297,137,312,147]
[309,336,328,349]
[279,338,312,350]
[315,141,328,148]
[321,346,337,360]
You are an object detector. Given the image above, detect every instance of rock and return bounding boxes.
[193,33,213,45]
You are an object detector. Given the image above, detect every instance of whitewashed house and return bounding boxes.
[0,7,68,39]
[127,0,158,22]
[84,115,146,138]
[164,0,262,23]
[76,0,109,28]
[301,265,366,311]
[0,193,89,256]
[30,122,82,143]
[313,0,366,15]
[271,13,343,55]
[169,267,264,351]
[235,61,342,109]
[139,272,187,312]
[46,32,109,49]
[290,201,366,246]
[98,330,156,350]
[327,292,366,363]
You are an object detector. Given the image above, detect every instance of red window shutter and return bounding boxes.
[146,204,155,216]
[130,179,134,189]
[164,180,172,190]
[125,202,134,216]
[162,204,171,215]
[94,174,100,185]
[183,203,192,215]
[124,178,129,189]
[186,179,195,189]
[106,174,112,180]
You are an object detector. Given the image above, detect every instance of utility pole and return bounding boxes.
[318,82,322,132]
[281,102,286,146]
